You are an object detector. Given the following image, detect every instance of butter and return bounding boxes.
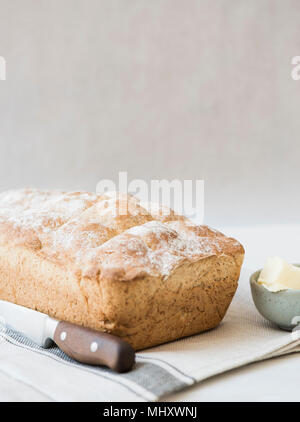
[258,257,300,292]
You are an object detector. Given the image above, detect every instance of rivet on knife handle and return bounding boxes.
[53,321,135,373]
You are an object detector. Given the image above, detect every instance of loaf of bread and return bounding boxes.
[0,189,244,350]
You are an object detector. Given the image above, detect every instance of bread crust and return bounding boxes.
[0,189,244,350]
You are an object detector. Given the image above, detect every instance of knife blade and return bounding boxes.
[0,299,135,373]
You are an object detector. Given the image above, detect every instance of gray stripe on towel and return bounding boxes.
[3,327,190,399]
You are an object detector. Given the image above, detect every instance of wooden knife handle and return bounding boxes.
[53,321,135,373]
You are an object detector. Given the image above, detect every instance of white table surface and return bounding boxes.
[165,224,300,402]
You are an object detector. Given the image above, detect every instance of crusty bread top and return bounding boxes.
[0,189,244,281]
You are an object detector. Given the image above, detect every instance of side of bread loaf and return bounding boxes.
[0,189,244,350]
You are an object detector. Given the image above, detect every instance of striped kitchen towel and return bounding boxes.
[0,267,299,402]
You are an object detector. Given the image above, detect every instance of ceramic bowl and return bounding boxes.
[250,265,300,331]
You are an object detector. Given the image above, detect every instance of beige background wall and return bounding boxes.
[0,0,299,226]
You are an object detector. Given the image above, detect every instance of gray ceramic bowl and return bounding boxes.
[250,265,300,331]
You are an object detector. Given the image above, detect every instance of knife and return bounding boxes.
[0,299,135,373]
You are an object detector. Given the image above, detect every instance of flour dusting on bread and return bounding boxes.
[0,189,242,280]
